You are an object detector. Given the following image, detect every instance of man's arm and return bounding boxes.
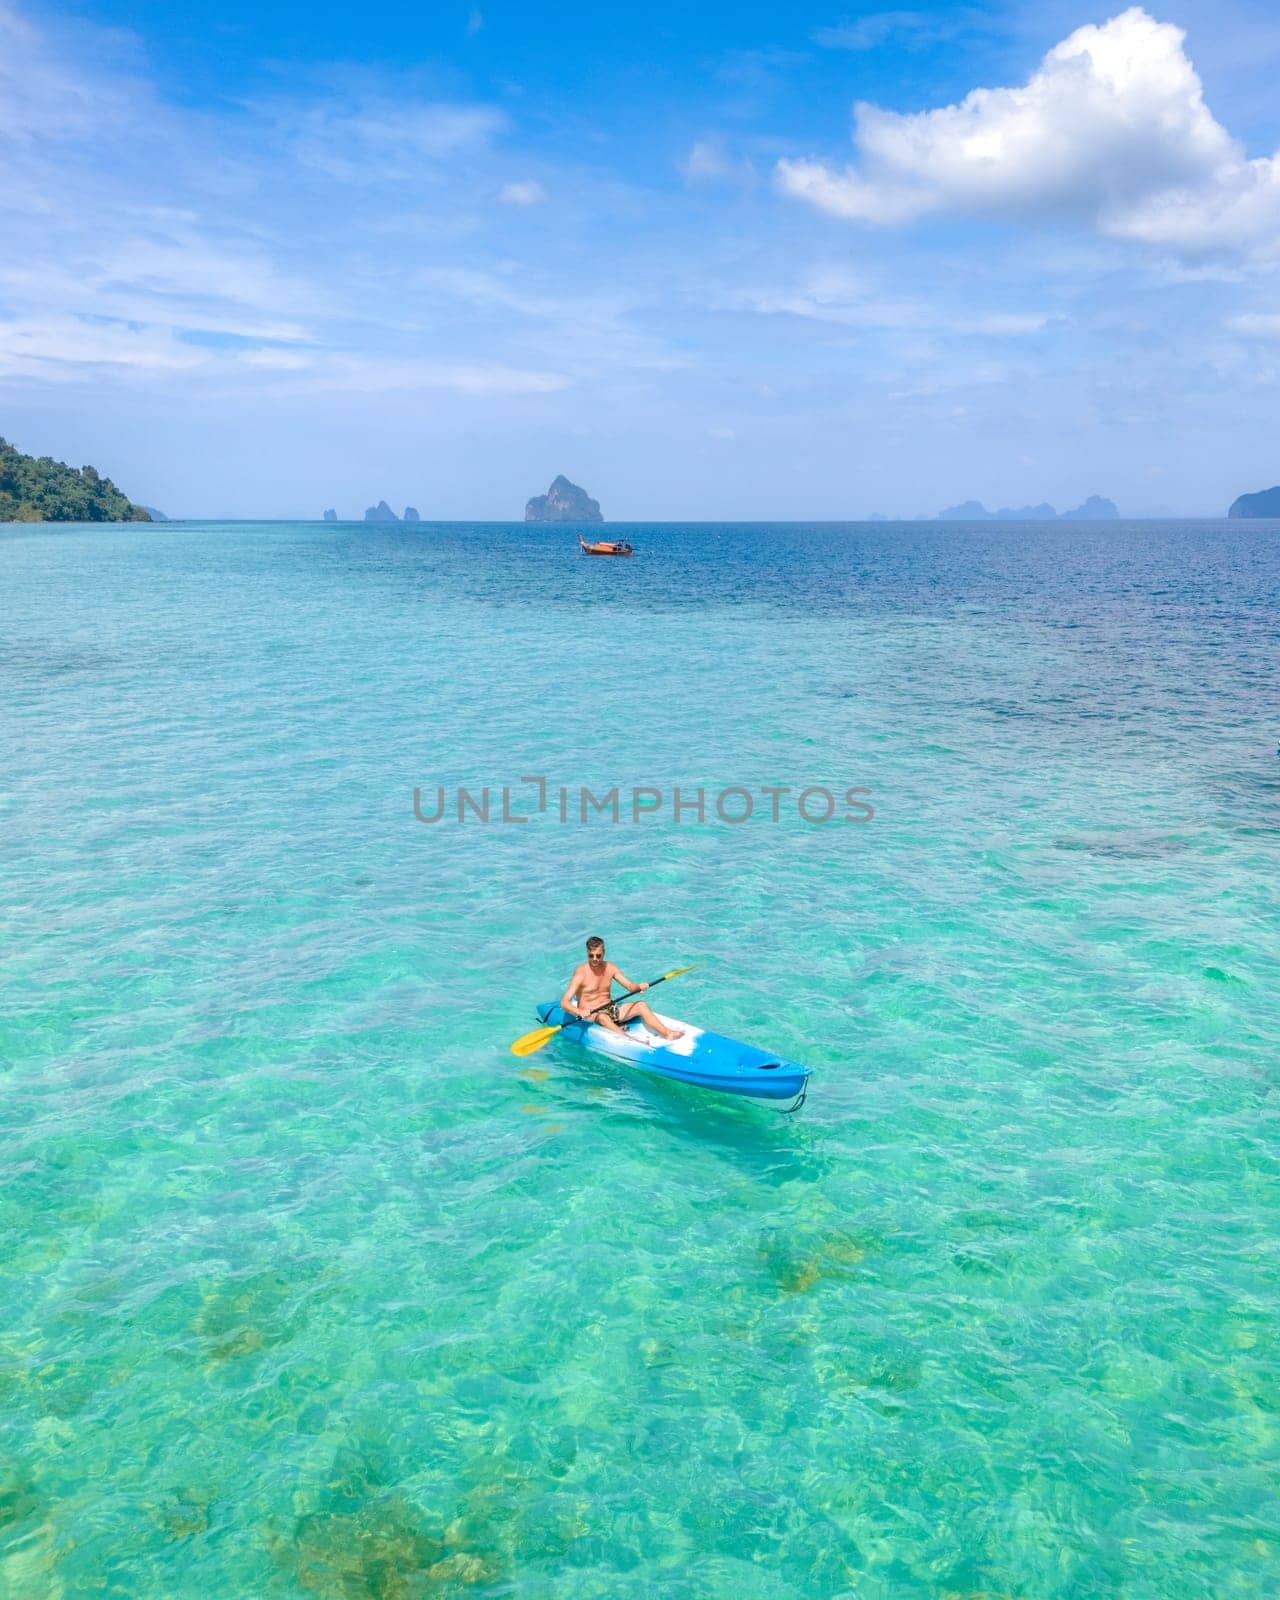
[553,966,588,1017]
[560,966,586,1016]
[611,964,648,995]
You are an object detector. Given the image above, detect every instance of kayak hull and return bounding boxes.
[535,1003,810,1102]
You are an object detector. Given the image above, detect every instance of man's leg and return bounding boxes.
[617,1001,684,1040]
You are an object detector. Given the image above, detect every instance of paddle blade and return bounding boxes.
[660,964,698,980]
[510,1024,561,1057]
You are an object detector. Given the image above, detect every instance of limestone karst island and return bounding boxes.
[524,475,604,523]
[1228,485,1280,517]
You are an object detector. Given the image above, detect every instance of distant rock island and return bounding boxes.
[524,474,603,523]
[324,504,421,522]
[1228,485,1280,518]
[939,499,1056,521]
[1,434,150,523]
[1063,496,1120,520]
[362,502,420,523]
[937,495,1118,521]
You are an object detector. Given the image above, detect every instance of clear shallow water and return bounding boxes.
[2,518,1279,1598]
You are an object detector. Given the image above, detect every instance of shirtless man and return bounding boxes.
[560,937,684,1040]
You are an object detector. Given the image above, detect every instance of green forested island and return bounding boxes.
[0,436,151,523]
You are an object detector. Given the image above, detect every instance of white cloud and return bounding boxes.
[779,7,1280,257]
[237,348,314,371]
[1228,313,1280,337]
[99,235,319,321]
[733,266,917,327]
[965,311,1050,335]
[0,315,205,379]
[680,137,756,188]
[498,179,546,205]
[682,139,732,183]
[345,102,505,158]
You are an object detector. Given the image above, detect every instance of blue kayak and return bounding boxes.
[535,1002,810,1105]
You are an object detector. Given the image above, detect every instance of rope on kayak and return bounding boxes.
[775,1080,808,1116]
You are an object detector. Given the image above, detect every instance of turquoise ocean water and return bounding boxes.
[2,518,1279,1598]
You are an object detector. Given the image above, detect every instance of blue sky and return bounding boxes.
[4,0,1280,517]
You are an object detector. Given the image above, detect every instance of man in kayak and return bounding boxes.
[560,937,684,1040]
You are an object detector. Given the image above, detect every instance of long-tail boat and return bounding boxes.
[578,535,633,557]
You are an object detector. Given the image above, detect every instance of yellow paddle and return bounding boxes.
[510,965,699,1057]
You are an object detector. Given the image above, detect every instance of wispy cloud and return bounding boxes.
[1228,312,1280,336]
[412,265,689,375]
[0,2,583,404]
[0,219,324,359]
[682,138,730,183]
[781,7,1280,259]
[256,354,570,396]
[680,137,757,187]
[812,11,960,51]
[0,315,206,379]
[0,1,144,143]
[282,97,508,182]
[498,179,547,205]
[716,46,810,89]
[0,311,568,394]
[720,266,1051,337]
